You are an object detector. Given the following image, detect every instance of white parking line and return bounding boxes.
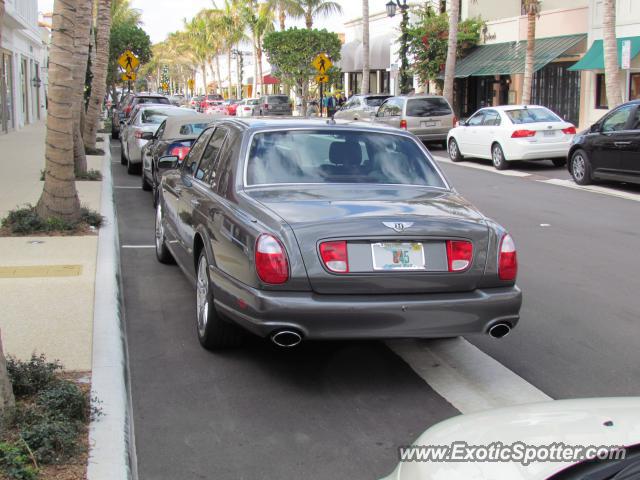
[538,178,640,203]
[433,155,531,177]
[387,337,551,414]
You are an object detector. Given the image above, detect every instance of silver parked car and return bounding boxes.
[333,94,392,122]
[257,95,292,116]
[236,98,260,117]
[374,94,455,146]
[120,105,194,174]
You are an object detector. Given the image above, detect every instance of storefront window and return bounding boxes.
[630,73,640,101]
[595,73,607,109]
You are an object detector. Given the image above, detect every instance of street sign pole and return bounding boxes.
[320,81,323,118]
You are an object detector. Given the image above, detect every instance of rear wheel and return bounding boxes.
[111,125,119,140]
[552,158,567,168]
[120,145,127,165]
[492,143,508,170]
[448,138,463,162]
[155,201,174,264]
[570,149,593,185]
[195,252,244,350]
[141,169,152,191]
[127,150,140,175]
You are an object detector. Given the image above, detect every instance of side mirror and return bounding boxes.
[458,118,468,127]
[589,123,601,133]
[141,131,154,140]
[158,155,179,172]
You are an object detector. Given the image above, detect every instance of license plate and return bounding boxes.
[371,242,425,270]
[543,130,557,137]
[421,121,438,127]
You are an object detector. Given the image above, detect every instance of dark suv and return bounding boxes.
[568,100,640,186]
[257,95,292,116]
[111,93,170,139]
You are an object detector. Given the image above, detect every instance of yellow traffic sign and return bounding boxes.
[121,72,137,82]
[315,74,329,84]
[187,79,195,90]
[161,82,169,90]
[118,50,139,72]
[312,53,332,74]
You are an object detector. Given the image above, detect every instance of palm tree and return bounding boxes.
[111,0,142,26]
[296,0,342,29]
[37,0,82,222]
[442,0,460,105]
[268,0,303,30]
[185,15,212,94]
[602,0,622,109]
[243,1,275,95]
[72,0,92,171]
[84,0,113,151]
[521,0,540,105]
[361,0,369,94]
[217,2,246,98]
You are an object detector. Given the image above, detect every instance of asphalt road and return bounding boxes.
[112,139,640,479]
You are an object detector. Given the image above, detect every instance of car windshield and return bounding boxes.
[506,107,561,124]
[246,130,446,188]
[267,96,290,104]
[365,96,390,107]
[141,108,190,124]
[407,97,452,117]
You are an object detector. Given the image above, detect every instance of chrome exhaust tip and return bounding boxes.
[271,330,303,348]
[488,323,511,339]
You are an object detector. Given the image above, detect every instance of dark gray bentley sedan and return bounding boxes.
[154,118,521,349]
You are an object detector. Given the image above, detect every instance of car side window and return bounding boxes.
[482,110,501,126]
[602,105,634,132]
[214,129,240,198]
[155,121,166,139]
[386,99,402,117]
[467,111,485,126]
[629,107,640,130]
[195,127,228,182]
[377,101,389,117]
[182,129,213,177]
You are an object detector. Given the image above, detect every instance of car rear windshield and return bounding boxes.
[506,107,561,124]
[246,130,446,188]
[267,96,290,104]
[138,97,169,105]
[179,123,209,135]
[365,96,390,107]
[247,99,260,105]
[141,108,190,124]
[406,97,452,117]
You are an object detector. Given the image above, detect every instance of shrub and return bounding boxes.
[36,380,87,422]
[80,207,104,228]
[6,355,61,398]
[20,418,80,464]
[0,442,38,480]
[75,169,103,181]
[1,205,103,235]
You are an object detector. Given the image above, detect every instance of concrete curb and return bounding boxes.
[87,134,137,480]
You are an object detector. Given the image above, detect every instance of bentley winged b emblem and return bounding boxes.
[383,221,414,233]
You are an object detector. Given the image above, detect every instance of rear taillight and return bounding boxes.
[446,240,473,272]
[453,115,458,127]
[255,234,289,284]
[263,103,269,109]
[400,119,408,129]
[134,130,144,139]
[244,107,250,110]
[511,130,536,138]
[124,106,132,115]
[169,146,190,160]
[562,126,577,135]
[498,234,518,281]
[319,241,349,273]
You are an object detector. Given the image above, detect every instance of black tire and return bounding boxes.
[440,140,448,150]
[112,127,119,140]
[552,158,567,168]
[127,152,140,175]
[154,201,174,264]
[141,170,152,191]
[570,149,593,185]
[448,138,464,162]
[195,251,244,349]
[152,168,159,208]
[491,143,508,170]
[120,145,127,165]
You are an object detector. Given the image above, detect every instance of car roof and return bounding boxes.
[216,117,415,135]
[135,93,167,98]
[162,114,218,138]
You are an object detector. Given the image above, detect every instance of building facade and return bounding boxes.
[1,0,47,134]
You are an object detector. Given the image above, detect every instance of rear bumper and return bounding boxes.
[211,268,522,339]
[503,140,571,161]
[414,132,448,142]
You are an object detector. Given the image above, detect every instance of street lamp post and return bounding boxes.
[386,0,411,94]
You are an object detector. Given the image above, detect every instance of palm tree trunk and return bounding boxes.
[72,0,92,171]
[305,8,312,29]
[442,0,460,106]
[253,44,258,96]
[202,63,208,93]
[227,50,233,98]
[0,329,15,421]
[603,0,622,109]
[361,0,370,94]
[257,46,264,96]
[37,0,81,222]
[521,8,536,105]
[215,56,222,95]
[84,0,112,151]
[279,5,286,30]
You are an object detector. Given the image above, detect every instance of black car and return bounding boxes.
[154,118,521,350]
[141,114,216,206]
[111,93,170,139]
[568,100,640,185]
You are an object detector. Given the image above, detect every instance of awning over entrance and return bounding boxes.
[450,34,586,78]
[568,37,640,71]
[339,33,393,72]
[262,74,280,85]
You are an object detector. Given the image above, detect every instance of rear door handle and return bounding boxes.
[614,141,631,147]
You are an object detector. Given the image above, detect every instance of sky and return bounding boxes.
[37,0,371,44]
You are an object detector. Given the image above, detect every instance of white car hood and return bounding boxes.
[382,397,640,480]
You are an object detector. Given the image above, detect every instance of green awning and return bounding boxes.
[450,34,586,78]
[568,37,640,71]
